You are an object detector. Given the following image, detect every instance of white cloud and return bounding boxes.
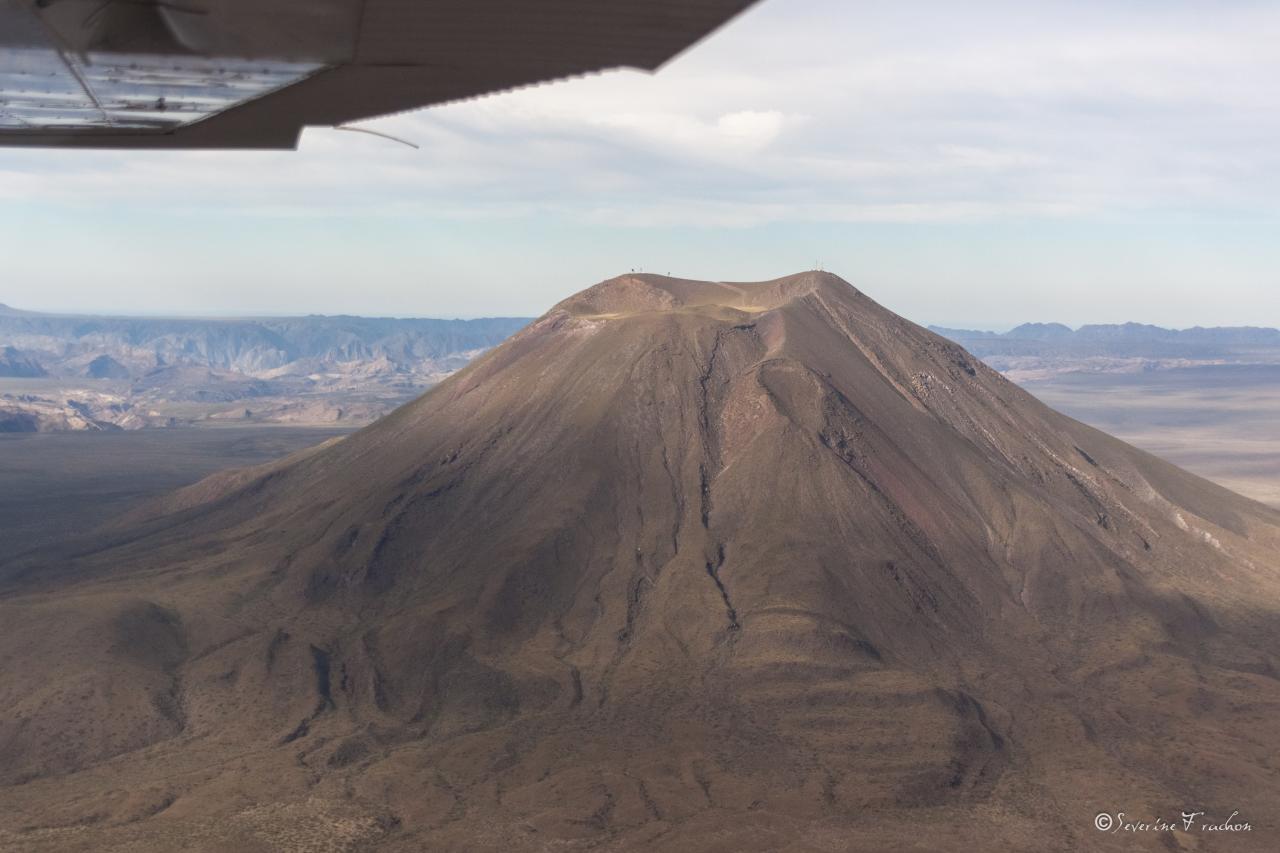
[716,110,789,147]
[5,0,1280,323]
[6,0,1280,229]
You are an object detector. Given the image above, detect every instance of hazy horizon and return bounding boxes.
[4,284,1280,335]
[5,285,1280,334]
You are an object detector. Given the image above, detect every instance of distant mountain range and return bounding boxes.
[930,321,1280,360]
[0,307,531,378]
[4,301,1277,431]
[0,306,531,431]
[926,321,1280,382]
[7,304,1273,381]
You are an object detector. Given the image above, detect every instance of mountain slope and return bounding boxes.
[0,345,45,377]
[2,273,1278,852]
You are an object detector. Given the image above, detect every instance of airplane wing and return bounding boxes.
[0,0,759,150]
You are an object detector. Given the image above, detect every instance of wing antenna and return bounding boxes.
[332,125,420,150]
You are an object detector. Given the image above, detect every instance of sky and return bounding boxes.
[2,0,1280,329]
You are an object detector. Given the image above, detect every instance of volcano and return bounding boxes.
[2,273,1279,852]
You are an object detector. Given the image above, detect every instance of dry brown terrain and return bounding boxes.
[1023,366,1280,509]
[2,273,1279,852]
[0,427,355,558]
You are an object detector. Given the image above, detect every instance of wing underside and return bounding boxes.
[0,0,759,149]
